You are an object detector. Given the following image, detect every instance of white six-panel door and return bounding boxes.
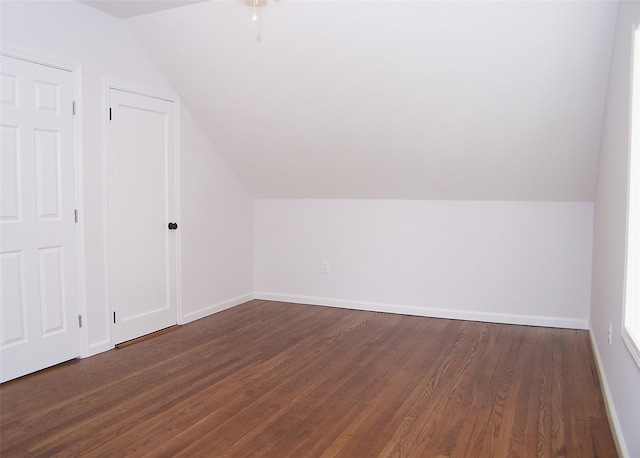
[108,89,177,345]
[0,55,80,382]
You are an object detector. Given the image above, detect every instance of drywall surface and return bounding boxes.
[180,106,253,322]
[1,0,253,354]
[125,1,617,202]
[255,199,593,329]
[590,2,640,456]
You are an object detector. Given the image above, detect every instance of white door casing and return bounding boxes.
[0,55,80,382]
[107,88,178,345]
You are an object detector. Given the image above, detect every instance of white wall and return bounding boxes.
[255,200,593,329]
[0,1,253,355]
[125,1,617,203]
[180,106,253,322]
[590,2,640,456]
[2,1,633,451]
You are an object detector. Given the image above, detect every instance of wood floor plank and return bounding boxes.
[329,318,454,457]
[140,309,396,456]
[7,303,338,456]
[432,323,504,458]
[280,315,427,457]
[0,300,618,457]
[406,323,492,455]
[550,329,568,457]
[465,326,524,456]
[89,305,370,457]
[377,320,480,456]
[183,312,400,457]
[319,318,451,458]
[515,327,547,457]
[434,324,532,458]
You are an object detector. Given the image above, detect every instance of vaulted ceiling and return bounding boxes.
[93,0,618,201]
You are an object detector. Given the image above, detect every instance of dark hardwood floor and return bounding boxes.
[0,300,617,457]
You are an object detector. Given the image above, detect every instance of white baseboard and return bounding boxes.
[181,292,255,324]
[588,327,629,458]
[82,294,254,358]
[254,292,588,330]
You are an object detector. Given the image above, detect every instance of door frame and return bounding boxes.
[102,82,182,348]
[1,47,88,357]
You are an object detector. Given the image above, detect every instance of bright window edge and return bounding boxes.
[622,23,640,370]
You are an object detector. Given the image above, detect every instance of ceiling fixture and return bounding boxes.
[246,0,267,22]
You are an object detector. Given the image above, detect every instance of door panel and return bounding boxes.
[35,129,62,219]
[108,89,177,345]
[0,56,79,383]
[1,125,20,221]
[1,252,26,345]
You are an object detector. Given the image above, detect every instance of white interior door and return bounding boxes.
[108,89,177,345]
[0,55,80,383]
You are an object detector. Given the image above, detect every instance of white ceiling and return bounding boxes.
[79,0,207,19]
[123,1,618,201]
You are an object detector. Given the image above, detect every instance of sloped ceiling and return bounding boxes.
[79,0,207,19]
[124,1,618,201]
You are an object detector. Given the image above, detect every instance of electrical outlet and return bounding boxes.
[321,259,330,274]
[608,321,612,345]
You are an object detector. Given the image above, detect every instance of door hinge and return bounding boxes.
[113,311,116,323]
[72,101,77,115]
[109,107,112,121]
[74,209,79,223]
[78,315,83,328]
